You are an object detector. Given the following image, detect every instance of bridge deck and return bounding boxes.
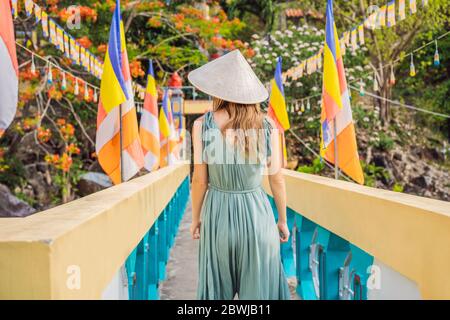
[160,200,300,300]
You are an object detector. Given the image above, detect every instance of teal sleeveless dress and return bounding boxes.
[197,111,290,300]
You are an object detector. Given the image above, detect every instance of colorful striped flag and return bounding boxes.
[11,0,18,18]
[34,3,42,23]
[56,26,64,51]
[410,0,417,14]
[64,34,70,58]
[25,0,33,16]
[378,5,387,27]
[49,20,57,45]
[358,24,365,45]
[69,37,76,61]
[350,28,358,52]
[0,0,19,137]
[96,0,144,184]
[159,90,177,167]
[268,57,290,166]
[320,0,364,184]
[399,0,406,20]
[139,60,160,171]
[387,1,396,27]
[41,11,49,37]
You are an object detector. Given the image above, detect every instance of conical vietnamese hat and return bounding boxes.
[188,49,269,104]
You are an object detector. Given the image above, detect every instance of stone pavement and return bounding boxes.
[159,201,300,300]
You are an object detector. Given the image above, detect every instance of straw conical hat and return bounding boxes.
[188,50,269,104]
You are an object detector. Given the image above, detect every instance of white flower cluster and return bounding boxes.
[249,23,371,103]
[248,24,324,69]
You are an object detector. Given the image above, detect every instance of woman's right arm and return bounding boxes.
[266,118,289,243]
[190,118,208,240]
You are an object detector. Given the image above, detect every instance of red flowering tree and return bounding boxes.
[2,0,253,208]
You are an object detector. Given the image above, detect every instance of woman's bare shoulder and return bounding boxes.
[195,114,207,122]
[193,114,206,129]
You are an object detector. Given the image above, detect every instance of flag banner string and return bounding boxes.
[287,80,450,118]
[286,29,450,111]
[16,41,99,90]
[282,0,429,82]
[347,85,450,118]
[16,42,148,104]
[12,0,147,100]
[366,29,450,83]
[18,0,103,79]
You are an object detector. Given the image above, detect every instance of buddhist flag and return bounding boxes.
[80,47,86,69]
[34,3,42,23]
[340,37,346,55]
[96,0,144,184]
[387,1,396,27]
[69,37,76,61]
[358,24,365,45]
[0,0,19,138]
[56,26,64,51]
[320,0,364,184]
[139,60,160,171]
[41,11,49,37]
[64,33,70,58]
[49,20,57,45]
[399,0,406,20]
[268,57,290,166]
[350,28,358,52]
[410,0,417,14]
[25,0,33,16]
[378,5,387,27]
[86,51,91,72]
[344,31,350,45]
[159,90,177,167]
[11,0,18,18]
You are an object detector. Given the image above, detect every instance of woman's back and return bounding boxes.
[201,110,271,192]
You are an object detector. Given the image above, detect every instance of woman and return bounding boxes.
[188,50,291,300]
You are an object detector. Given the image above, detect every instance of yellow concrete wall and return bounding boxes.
[0,163,190,299]
[263,170,450,299]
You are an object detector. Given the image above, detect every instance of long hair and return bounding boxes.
[212,98,266,161]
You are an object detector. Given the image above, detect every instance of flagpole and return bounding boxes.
[333,118,339,179]
[119,104,124,183]
[167,138,170,165]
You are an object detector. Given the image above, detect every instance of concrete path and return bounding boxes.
[160,201,199,300]
[160,200,300,300]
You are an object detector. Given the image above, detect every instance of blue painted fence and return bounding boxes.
[125,177,190,300]
[268,196,374,300]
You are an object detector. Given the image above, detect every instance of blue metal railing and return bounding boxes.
[124,177,190,300]
[268,195,374,300]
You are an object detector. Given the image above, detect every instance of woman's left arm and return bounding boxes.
[190,118,208,240]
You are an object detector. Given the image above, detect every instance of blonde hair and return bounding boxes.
[212,98,266,160]
[212,98,264,131]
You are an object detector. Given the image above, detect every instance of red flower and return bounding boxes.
[77,36,93,49]
[66,143,81,155]
[97,44,107,53]
[130,60,145,78]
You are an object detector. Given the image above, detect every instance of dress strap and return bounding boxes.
[263,116,273,159]
[201,111,214,162]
